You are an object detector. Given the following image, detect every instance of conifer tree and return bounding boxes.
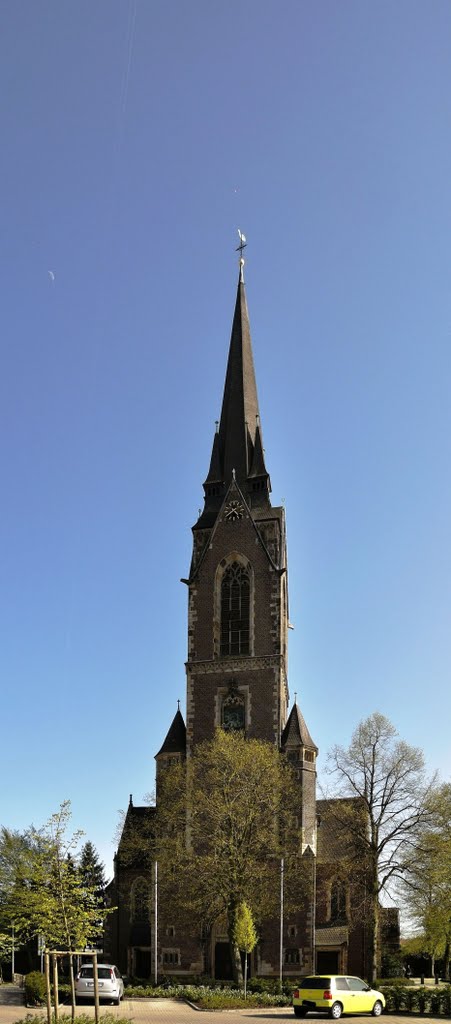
[79,841,107,895]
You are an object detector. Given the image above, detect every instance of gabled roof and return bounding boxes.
[116,802,156,868]
[316,797,366,862]
[281,703,318,752]
[155,707,186,758]
[189,476,284,583]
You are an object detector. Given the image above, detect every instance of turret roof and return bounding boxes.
[281,703,318,752]
[155,707,186,757]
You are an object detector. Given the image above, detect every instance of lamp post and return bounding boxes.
[11,923,15,980]
[154,861,158,985]
[268,855,285,983]
[279,858,284,985]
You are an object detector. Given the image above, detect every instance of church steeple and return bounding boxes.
[186,245,289,755]
[200,257,271,526]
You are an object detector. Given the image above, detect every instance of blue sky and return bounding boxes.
[1,1,450,881]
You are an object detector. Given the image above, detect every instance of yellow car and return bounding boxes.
[293,976,385,1019]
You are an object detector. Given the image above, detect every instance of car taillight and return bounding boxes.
[110,970,114,979]
[323,990,333,1000]
[293,990,300,999]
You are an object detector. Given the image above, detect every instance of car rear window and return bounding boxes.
[299,978,331,989]
[79,968,112,980]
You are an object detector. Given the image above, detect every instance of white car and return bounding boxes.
[75,964,124,1005]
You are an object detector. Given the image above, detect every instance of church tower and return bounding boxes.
[184,254,291,757]
[108,247,394,981]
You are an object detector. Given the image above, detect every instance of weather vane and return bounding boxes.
[236,229,247,279]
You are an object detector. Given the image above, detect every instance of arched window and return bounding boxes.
[131,878,150,922]
[330,879,347,922]
[220,562,250,656]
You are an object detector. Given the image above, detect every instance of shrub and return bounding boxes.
[390,984,405,1011]
[417,987,430,1014]
[441,986,451,1016]
[247,977,267,993]
[405,988,418,1012]
[381,953,404,979]
[122,981,291,1007]
[24,971,46,1005]
[429,989,442,1014]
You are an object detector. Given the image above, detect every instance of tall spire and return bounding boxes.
[217,269,260,484]
[200,240,271,525]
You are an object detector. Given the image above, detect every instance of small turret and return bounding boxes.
[281,701,318,853]
[155,704,186,800]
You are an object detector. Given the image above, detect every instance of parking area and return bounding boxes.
[0,989,446,1024]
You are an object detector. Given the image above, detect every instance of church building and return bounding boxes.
[107,249,398,981]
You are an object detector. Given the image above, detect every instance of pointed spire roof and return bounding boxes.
[248,423,266,477]
[281,703,318,752]
[204,426,222,485]
[155,707,186,757]
[217,269,261,485]
[199,258,271,525]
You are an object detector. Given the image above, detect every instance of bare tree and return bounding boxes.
[325,712,433,983]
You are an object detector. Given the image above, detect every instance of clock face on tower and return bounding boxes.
[224,500,245,521]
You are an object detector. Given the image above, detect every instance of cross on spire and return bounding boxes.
[236,228,247,258]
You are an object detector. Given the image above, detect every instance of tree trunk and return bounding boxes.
[228,903,243,985]
[443,938,450,982]
[369,873,379,986]
[229,938,243,985]
[68,953,76,1022]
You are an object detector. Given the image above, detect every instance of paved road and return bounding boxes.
[0,988,446,1024]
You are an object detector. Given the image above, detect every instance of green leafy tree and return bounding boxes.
[0,826,42,972]
[1,803,113,1019]
[401,783,451,979]
[233,901,258,997]
[325,712,433,984]
[155,729,309,983]
[0,931,15,983]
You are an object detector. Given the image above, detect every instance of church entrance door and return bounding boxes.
[316,950,340,973]
[134,948,151,978]
[214,941,233,980]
